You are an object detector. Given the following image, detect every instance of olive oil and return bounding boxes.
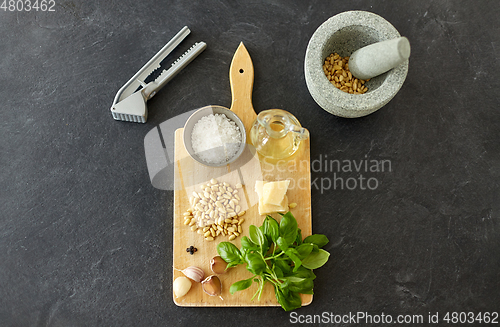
[250,109,309,160]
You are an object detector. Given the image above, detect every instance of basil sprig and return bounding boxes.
[217,211,330,311]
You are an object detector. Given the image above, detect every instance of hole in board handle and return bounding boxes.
[239,69,244,73]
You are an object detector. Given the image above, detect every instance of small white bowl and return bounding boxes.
[183,105,246,167]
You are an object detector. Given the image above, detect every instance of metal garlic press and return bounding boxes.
[110,26,206,123]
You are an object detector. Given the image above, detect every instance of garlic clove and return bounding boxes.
[179,266,205,283]
[210,256,228,274]
[173,276,192,298]
[201,275,223,299]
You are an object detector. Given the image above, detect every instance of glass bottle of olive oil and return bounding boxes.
[250,109,309,160]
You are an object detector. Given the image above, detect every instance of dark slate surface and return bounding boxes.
[1,1,499,326]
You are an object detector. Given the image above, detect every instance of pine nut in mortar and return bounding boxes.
[323,53,370,94]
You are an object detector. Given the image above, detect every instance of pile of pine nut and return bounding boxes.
[323,53,369,94]
[183,179,246,242]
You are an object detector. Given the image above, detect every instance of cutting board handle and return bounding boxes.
[229,42,257,133]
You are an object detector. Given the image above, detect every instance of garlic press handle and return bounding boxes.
[144,41,207,100]
[112,26,192,107]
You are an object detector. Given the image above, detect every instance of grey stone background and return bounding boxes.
[1,0,499,326]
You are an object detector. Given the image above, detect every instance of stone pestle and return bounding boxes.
[348,37,411,80]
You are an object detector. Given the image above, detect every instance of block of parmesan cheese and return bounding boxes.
[255,180,290,215]
[262,180,290,206]
[255,180,265,199]
[259,195,288,215]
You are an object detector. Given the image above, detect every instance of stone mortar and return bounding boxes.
[304,11,409,118]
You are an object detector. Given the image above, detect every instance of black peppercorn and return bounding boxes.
[186,245,197,255]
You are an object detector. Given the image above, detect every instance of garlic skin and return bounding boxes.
[210,256,228,274]
[202,275,223,299]
[173,277,192,298]
[180,266,205,283]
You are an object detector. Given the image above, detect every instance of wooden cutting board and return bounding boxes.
[173,43,312,307]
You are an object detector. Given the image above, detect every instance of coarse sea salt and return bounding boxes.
[191,114,242,165]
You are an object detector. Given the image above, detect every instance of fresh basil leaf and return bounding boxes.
[295,243,313,259]
[245,252,267,275]
[303,234,329,248]
[301,249,330,270]
[280,275,314,294]
[295,228,302,245]
[274,287,291,311]
[285,248,302,272]
[281,276,306,283]
[291,266,316,280]
[217,242,242,264]
[258,225,271,255]
[273,264,284,278]
[287,290,302,309]
[263,216,280,243]
[259,224,267,241]
[249,225,265,250]
[279,278,290,289]
[275,287,302,311]
[276,236,288,251]
[240,236,258,252]
[279,212,298,245]
[275,258,292,275]
[288,277,314,294]
[230,278,254,294]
